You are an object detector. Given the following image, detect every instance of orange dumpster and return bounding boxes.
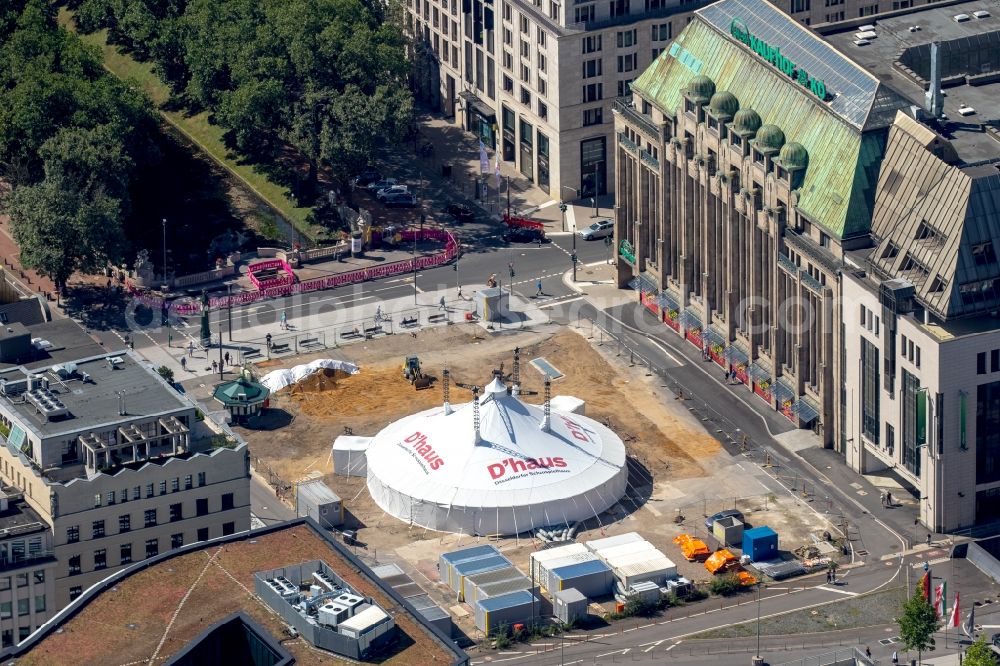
[673,534,711,561]
[737,571,758,586]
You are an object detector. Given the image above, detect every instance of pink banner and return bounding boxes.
[126,228,460,312]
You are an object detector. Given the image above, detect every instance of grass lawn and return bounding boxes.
[57,8,320,242]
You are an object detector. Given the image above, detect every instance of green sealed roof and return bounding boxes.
[633,18,891,238]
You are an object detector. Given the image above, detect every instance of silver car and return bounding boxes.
[579,219,614,240]
[376,185,410,200]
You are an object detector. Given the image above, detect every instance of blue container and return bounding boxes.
[742,526,778,562]
[549,559,614,598]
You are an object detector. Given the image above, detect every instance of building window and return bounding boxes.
[145,539,159,559]
[197,472,206,487]
[651,22,670,41]
[120,543,132,564]
[580,136,607,197]
[196,498,209,517]
[146,484,154,498]
[158,481,166,496]
[0,578,8,591]
[538,53,546,73]
[861,337,880,445]
[94,549,107,570]
[617,79,633,97]
[35,595,45,613]
[582,34,601,53]
[886,423,895,455]
[15,573,26,588]
[519,14,529,34]
[582,58,602,79]
[0,603,9,620]
[574,5,594,24]
[171,533,184,549]
[184,475,193,490]
[859,3,879,16]
[169,503,183,522]
[198,527,210,542]
[16,599,27,617]
[221,493,234,511]
[979,352,988,375]
[976,379,1000,484]
[538,101,547,119]
[69,587,82,601]
[222,522,236,536]
[144,509,157,528]
[901,370,921,476]
[91,520,105,540]
[583,83,603,103]
[93,494,101,508]
[119,514,131,533]
[519,40,529,59]
[69,555,81,576]
[1,630,10,648]
[66,526,79,544]
[583,107,603,126]
[617,53,637,73]
[171,478,180,493]
[791,0,810,11]
[520,86,531,105]
[33,570,43,584]
[616,29,636,48]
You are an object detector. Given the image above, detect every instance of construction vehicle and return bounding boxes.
[403,356,433,390]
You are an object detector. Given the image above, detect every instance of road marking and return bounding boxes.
[819,585,859,597]
[595,649,629,659]
[641,639,665,652]
[538,296,585,309]
[665,641,680,651]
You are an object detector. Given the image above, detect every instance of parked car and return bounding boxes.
[580,219,614,240]
[704,509,744,530]
[366,178,397,192]
[353,168,381,187]
[384,192,418,208]
[503,226,546,243]
[445,203,475,224]
[376,185,410,201]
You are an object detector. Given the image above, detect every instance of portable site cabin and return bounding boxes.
[553,588,588,624]
[614,556,677,588]
[439,545,500,587]
[295,480,344,529]
[743,526,779,562]
[474,589,541,634]
[539,553,599,592]
[464,566,525,604]
[472,577,534,605]
[595,540,657,563]
[585,532,644,554]
[547,559,614,598]
[452,554,512,599]
[529,543,589,580]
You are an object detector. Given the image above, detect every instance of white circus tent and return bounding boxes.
[365,376,628,536]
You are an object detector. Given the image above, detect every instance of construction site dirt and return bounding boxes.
[236,323,844,642]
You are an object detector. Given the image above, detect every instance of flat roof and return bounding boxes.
[825,1,1000,165]
[10,521,465,666]
[0,491,48,538]
[0,318,110,372]
[0,351,191,440]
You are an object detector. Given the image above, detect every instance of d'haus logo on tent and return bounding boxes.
[399,431,445,473]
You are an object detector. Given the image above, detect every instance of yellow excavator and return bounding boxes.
[403,356,433,390]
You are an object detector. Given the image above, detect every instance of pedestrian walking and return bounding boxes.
[188,341,194,357]
[508,262,515,279]
[926,533,932,546]
[457,285,463,299]
[865,646,871,659]
[180,357,187,371]
[212,360,218,374]
[224,351,230,366]
[879,491,886,507]
[886,491,893,507]
[891,650,898,665]
[535,279,543,297]
[439,296,446,310]
[280,312,287,330]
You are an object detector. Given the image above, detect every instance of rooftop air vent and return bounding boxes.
[908,25,921,32]
[107,356,125,370]
[855,30,877,40]
[973,10,990,19]
[958,105,976,116]
[854,39,871,46]
[953,13,971,22]
[859,24,876,31]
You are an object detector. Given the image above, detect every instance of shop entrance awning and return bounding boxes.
[460,92,496,120]
[772,379,795,404]
[792,397,821,423]
[658,291,680,311]
[724,344,749,366]
[748,361,771,382]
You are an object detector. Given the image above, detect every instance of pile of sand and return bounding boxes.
[283,368,353,394]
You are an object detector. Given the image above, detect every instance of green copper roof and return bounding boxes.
[709,91,740,119]
[779,142,808,170]
[687,75,716,103]
[632,18,889,238]
[754,124,785,153]
[731,108,762,136]
[213,376,269,406]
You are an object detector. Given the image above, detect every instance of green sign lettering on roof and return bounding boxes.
[730,18,828,100]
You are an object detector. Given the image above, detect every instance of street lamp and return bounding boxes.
[161,218,168,284]
[753,582,764,666]
[227,283,233,342]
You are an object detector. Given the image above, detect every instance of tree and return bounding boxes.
[7,176,124,292]
[156,365,175,383]
[898,588,940,664]
[964,637,998,666]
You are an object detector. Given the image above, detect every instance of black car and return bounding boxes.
[353,169,382,187]
[445,203,475,224]
[384,192,418,208]
[503,227,546,243]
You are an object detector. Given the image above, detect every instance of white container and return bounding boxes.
[595,540,657,562]
[585,532,643,553]
[615,557,677,588]
[530,543,589,580]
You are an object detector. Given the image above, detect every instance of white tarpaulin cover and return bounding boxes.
[366,377,627,535]
[333,436,372,477]
[260,359,359,392]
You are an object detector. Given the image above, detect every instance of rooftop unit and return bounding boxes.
[318,603,350,627]
[26,387,69,421]
[313,570,337,591]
